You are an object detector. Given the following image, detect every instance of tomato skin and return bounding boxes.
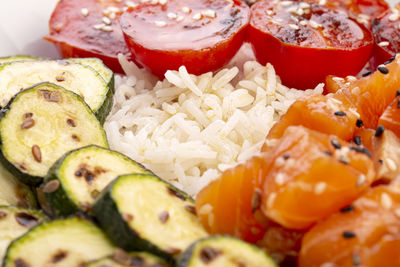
[299,185,400,267]
[248,0,373,90]
[120,0,250,78]
[46,0,137,74]
[371,9,400,69]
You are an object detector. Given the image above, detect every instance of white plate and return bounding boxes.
[0,0,397,58]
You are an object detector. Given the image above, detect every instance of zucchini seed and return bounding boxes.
[51,250,68,263]
[31,145,42,163]
[185,205,197,215]
[122,213,133,222]
[14,258,31,267]
[158,211,170,224]
[0,211,7,219]
[15,212,39,228]
[21,118,35,130]
[42,180,60,193]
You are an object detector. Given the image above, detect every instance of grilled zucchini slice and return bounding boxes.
[0,206,45,260]
[177,235,277,267]
[93,174,208,262]
[43,145,151,217]
[86,250,169,267]
[3,217,114,267]
[67,58,114,92]
[0,60,112,123]
[0,56,39,65]
[0,163,36,208]
[0,82,108,185]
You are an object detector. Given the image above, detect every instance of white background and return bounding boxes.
[0,0,397,58]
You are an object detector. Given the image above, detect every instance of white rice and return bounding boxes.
[104,44,323,196]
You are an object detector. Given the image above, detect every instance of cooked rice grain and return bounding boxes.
[104,49,323,196]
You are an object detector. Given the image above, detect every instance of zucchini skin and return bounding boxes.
[42,145,151,218]
[0,82,109,186]
[93,174,186,264]
[95,85,113,125]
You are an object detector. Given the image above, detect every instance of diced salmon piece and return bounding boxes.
[379,94,400,139]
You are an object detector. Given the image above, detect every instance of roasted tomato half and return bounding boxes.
[371,6,400,68]
[45,0,138,73]
[248,0,373,89]
[120,0,250,78]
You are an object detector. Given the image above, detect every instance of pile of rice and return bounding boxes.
[104,45,323,196]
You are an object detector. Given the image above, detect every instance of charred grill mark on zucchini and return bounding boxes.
[0,206,45,261]
[0,83,108,185]
[42,145,150,217]
[93,174,208,263]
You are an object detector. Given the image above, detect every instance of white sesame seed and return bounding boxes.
[151,0,158,4]
[332,77,344,82]
[296,8,304,16]
[385,158,397,171]
[346,76,357,81]
[381,193,393,210]
[299,20,308,26]
[193,13,202,20]
[357,174,366,186]
[80,8,89,17]
[103,16,112,25]
[330,98,343,105]
[309,20,321,29]
[109,12,117,19]
[299,2,310,9]
[281,1,293,6]
[314,182,327,194]
[319,0,326,5]
[357,17,369,25]
[275,157,285,167]
[286,6,297,14]
[266,10,273,15]
[203,9,216,18]
[358,14,371,20]
[154,20,167,27]
[159,0,167,5]
[125,1,139,8]
[289,24,300,30]
[198,204,213,215]
[102,25,114,32]
[167,12,177,19]
[108,6,120,13]
[267,193,277,208]
[291,15,299,22]
[55,23,63,31]
[182,6,191,13]
[93,23,105,30]
[379,41,390,47]
[275,173,285,185]
[141,0,150,2]
[176,15,184,22]
[389,13,399,21]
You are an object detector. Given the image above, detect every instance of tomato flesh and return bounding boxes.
[120,0,249,78]
[248,0,373,89]
[300,185,400,267]
[45,0,137,73]
[371,7,400,68]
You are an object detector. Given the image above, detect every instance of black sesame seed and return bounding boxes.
[343,231,357,239]
[375,125,385,137]
[362,71,372,77]
[340,205,354,213]
[283,153,290,160]
[379,159,383,165]
[334,111,347,117]
[390,56,396,61]
[378,66,389,74]
[396,90,400,97]
[331,139,341,149]
[362,147,372,158]
[356,119,363,128]
[349,146,364,153]
[324,150,333,156]
[397,99,400,109]
[354,136,362,146]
